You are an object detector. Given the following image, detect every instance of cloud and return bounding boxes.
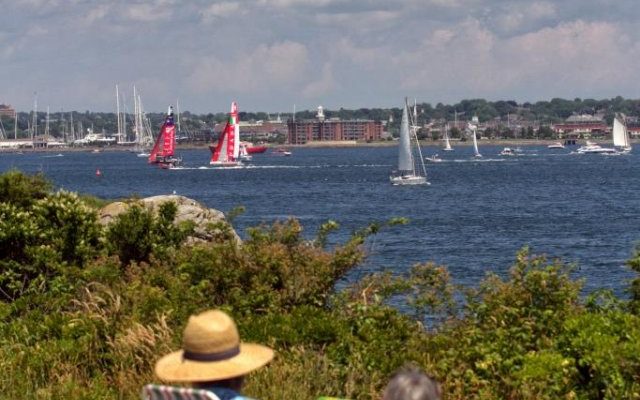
[302,62,335,98]
[201,2,242,22]
[257,0,346,8]
[493,1,557,35]
[122,3,173,22]
[82,4,111,26]
[3,0,640,112]
[315,10,400,29]
[185,41,310,94]
[500,20,637,87]
[398,18,640,100]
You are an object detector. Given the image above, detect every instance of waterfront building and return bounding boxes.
[287,106,383,144]
[552,114,609,138]
[213,119,287,141]
[628,124,640,138]
[0,104,16,118]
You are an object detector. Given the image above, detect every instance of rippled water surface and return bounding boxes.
[3,144,639,295]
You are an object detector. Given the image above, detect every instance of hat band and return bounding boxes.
[183,346,240,362]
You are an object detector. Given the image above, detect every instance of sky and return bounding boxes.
[2,0,640,114]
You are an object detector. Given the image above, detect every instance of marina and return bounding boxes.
[1,144,638,296]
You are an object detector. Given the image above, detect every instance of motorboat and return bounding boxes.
[273,148,292,156]
[547,142,565,149]
[500,147,516,156]
[243,142,268,154]
[575,141,617,154]
[425,154,443,163]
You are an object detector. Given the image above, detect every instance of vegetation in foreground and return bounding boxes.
[0,170,639,399]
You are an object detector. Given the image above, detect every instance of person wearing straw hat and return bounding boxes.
[154,309,274,400]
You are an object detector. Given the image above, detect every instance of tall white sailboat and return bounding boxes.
[469,122,482,158]
[390,99,429,185]
[443,123,453,151]
[612,113,631,154]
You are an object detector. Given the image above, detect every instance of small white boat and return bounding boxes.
[547,142,565,149]
[273,148,292,156]
[239,143,253,161]
[425,154,443,163]
[575,141,617,154]
[500,147,516,156]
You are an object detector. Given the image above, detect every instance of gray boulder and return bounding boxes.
[98,195,240,244]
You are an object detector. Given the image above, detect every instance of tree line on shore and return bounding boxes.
[2,96,639,141]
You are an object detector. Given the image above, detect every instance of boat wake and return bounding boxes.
[452,158,508,163]
[172,164,393,170]
[42,154,64,158]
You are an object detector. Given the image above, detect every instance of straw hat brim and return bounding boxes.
[155,343,274,382]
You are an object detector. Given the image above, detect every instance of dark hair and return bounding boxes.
[382,368,441,400]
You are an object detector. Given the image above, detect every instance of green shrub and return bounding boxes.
[2,171,640,399]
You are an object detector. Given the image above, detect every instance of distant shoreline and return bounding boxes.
[0,138,627,153]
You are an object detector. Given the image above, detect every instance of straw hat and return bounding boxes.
[155,309,274,382]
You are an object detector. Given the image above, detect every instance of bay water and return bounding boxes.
[2,145,638,296]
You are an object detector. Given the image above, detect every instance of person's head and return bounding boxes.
[154,309,274,386]
[382,367,442,400]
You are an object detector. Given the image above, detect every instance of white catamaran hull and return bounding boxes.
[390,175,429,185]
[209,161,243,167]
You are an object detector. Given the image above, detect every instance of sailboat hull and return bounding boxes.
[390,175,429,185]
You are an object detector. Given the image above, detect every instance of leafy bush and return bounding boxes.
[105,201,193,266]
[2,171,640,399]
[0,169,51,208]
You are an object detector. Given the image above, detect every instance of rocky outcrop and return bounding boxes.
[98,195,240,244]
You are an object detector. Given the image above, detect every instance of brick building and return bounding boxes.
[0,104,16,118]
[287,106,383,144]
[552,114,609,138]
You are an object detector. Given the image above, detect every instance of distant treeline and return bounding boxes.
[2,96,640,139]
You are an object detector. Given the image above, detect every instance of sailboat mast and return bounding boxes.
[45,106,50,141]
[116,84,121,136]
[411,100,428,178]
[14,111,17,140]
[70,112,74,141]
[122,93,127,141]
[176,99,181,133]
[32,92,38,141]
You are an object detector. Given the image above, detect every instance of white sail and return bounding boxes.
[397,104,413,172]
[612,114,631,149]
[233,120,240,159]
[471,125,481,157]
[390,99,428,185]
[443,123,453,151]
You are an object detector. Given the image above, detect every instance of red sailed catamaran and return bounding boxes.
[210,101,242,167]
[149,106,181,169]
